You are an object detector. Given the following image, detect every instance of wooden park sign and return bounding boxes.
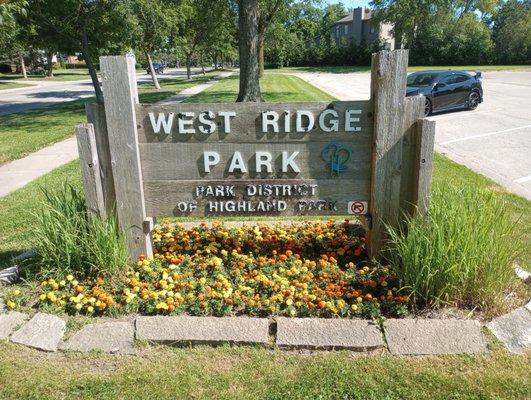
[76,50,435,261]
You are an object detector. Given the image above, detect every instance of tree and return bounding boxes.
[0,1,29,77]
[179,0,231,80]
[319,2,346,47]
[237,0,261,101]
[257,0,289,77]
[130,0,182,89]
[23,0,133,102]
[0,0,26,25]
[492,0,531,64]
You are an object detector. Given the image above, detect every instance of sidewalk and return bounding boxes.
[0,72,232,198]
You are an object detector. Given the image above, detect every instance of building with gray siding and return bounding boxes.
[330,7,395,50]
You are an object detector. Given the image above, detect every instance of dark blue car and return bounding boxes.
[406,70,483,116]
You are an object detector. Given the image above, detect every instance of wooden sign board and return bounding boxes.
[77,50,435,261]
[136,102,372,217]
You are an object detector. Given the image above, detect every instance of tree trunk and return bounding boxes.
[258,29,265,78]
[200,52,205,75]
[46,51,54,77]
[19,54,27,79]
[146,52,161,90]
[81,25,104,104]
[237,0,262,102]
[186,53,192,80]
[214,52,219,70]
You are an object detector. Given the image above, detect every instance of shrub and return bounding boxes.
[27,184,127,279]
[387,186,520,311]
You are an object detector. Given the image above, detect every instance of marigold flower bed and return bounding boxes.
[33,221,409,318]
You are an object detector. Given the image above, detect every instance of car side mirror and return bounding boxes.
[434,82,446,90]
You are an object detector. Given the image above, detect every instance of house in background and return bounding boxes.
[331,7,395,50]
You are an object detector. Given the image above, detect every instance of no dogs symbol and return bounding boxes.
[348,201,368,215]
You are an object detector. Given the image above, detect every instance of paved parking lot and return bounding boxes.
[294,69,531,200]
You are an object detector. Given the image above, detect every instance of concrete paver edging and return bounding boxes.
[384,318,488,355]
[0,311,509,356]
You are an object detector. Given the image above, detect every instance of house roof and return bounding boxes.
[336,13,353,23]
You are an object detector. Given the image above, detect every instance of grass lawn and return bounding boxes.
[0,341,529,400]
[186,73,335,103]
[0,72,222,165]
[0,71,530,400]
[0,69,91,82]
[0,81,34,90]
[274,65,531,74]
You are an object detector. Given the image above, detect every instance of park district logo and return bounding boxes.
[321,142,352,177]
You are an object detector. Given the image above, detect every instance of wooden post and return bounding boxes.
[75,123,105,216]
[100,55,153,261]
[399,96,425,216]
[367,49,409,258]
[85,103,115,217]
[410,119,436,214]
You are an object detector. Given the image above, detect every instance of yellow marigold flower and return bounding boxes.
[66,275,74,282]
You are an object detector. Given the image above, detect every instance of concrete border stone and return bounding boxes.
[486,307,531,354]
[136,316,270,345]
[0,311,28,339]
[275,317,383,350]
[10,312,66,352]
[61,321,136,354]
[384,319,487,355]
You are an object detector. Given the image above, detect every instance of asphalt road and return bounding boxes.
[0,68,208,116]
[294,69,531,200]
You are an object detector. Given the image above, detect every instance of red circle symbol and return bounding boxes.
[350,201,365,214]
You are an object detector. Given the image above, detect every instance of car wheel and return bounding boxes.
[424,98,432,117]
[468,91,480,110]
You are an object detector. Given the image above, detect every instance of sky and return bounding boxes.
[324,0,372,9]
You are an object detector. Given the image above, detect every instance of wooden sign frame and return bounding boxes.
[75,50,435,261]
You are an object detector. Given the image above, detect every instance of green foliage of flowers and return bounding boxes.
[388,186,520,311]
[34,221,409,318]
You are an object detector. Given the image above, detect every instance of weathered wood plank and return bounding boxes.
[75,123,105,216]
[367,49,409,257]
[143,179,370,217]
[411,119,435,214]
[85,102,115,217]
[136,101,373,143]
[139,141,372,181]
[399,96,424,216]
[101,55,153,260]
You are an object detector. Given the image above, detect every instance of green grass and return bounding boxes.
[27,184,127,279]
[0,341,529,400]
[0,73,222,165]
[388,185,520,312]
[0,101,87,165]
[0,161,82,267]
[0,69,91,81]
[274,65,531,74]
[0,81,33,90]
[186,73,335,103]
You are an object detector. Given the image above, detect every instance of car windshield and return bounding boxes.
[407,73,439,87]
